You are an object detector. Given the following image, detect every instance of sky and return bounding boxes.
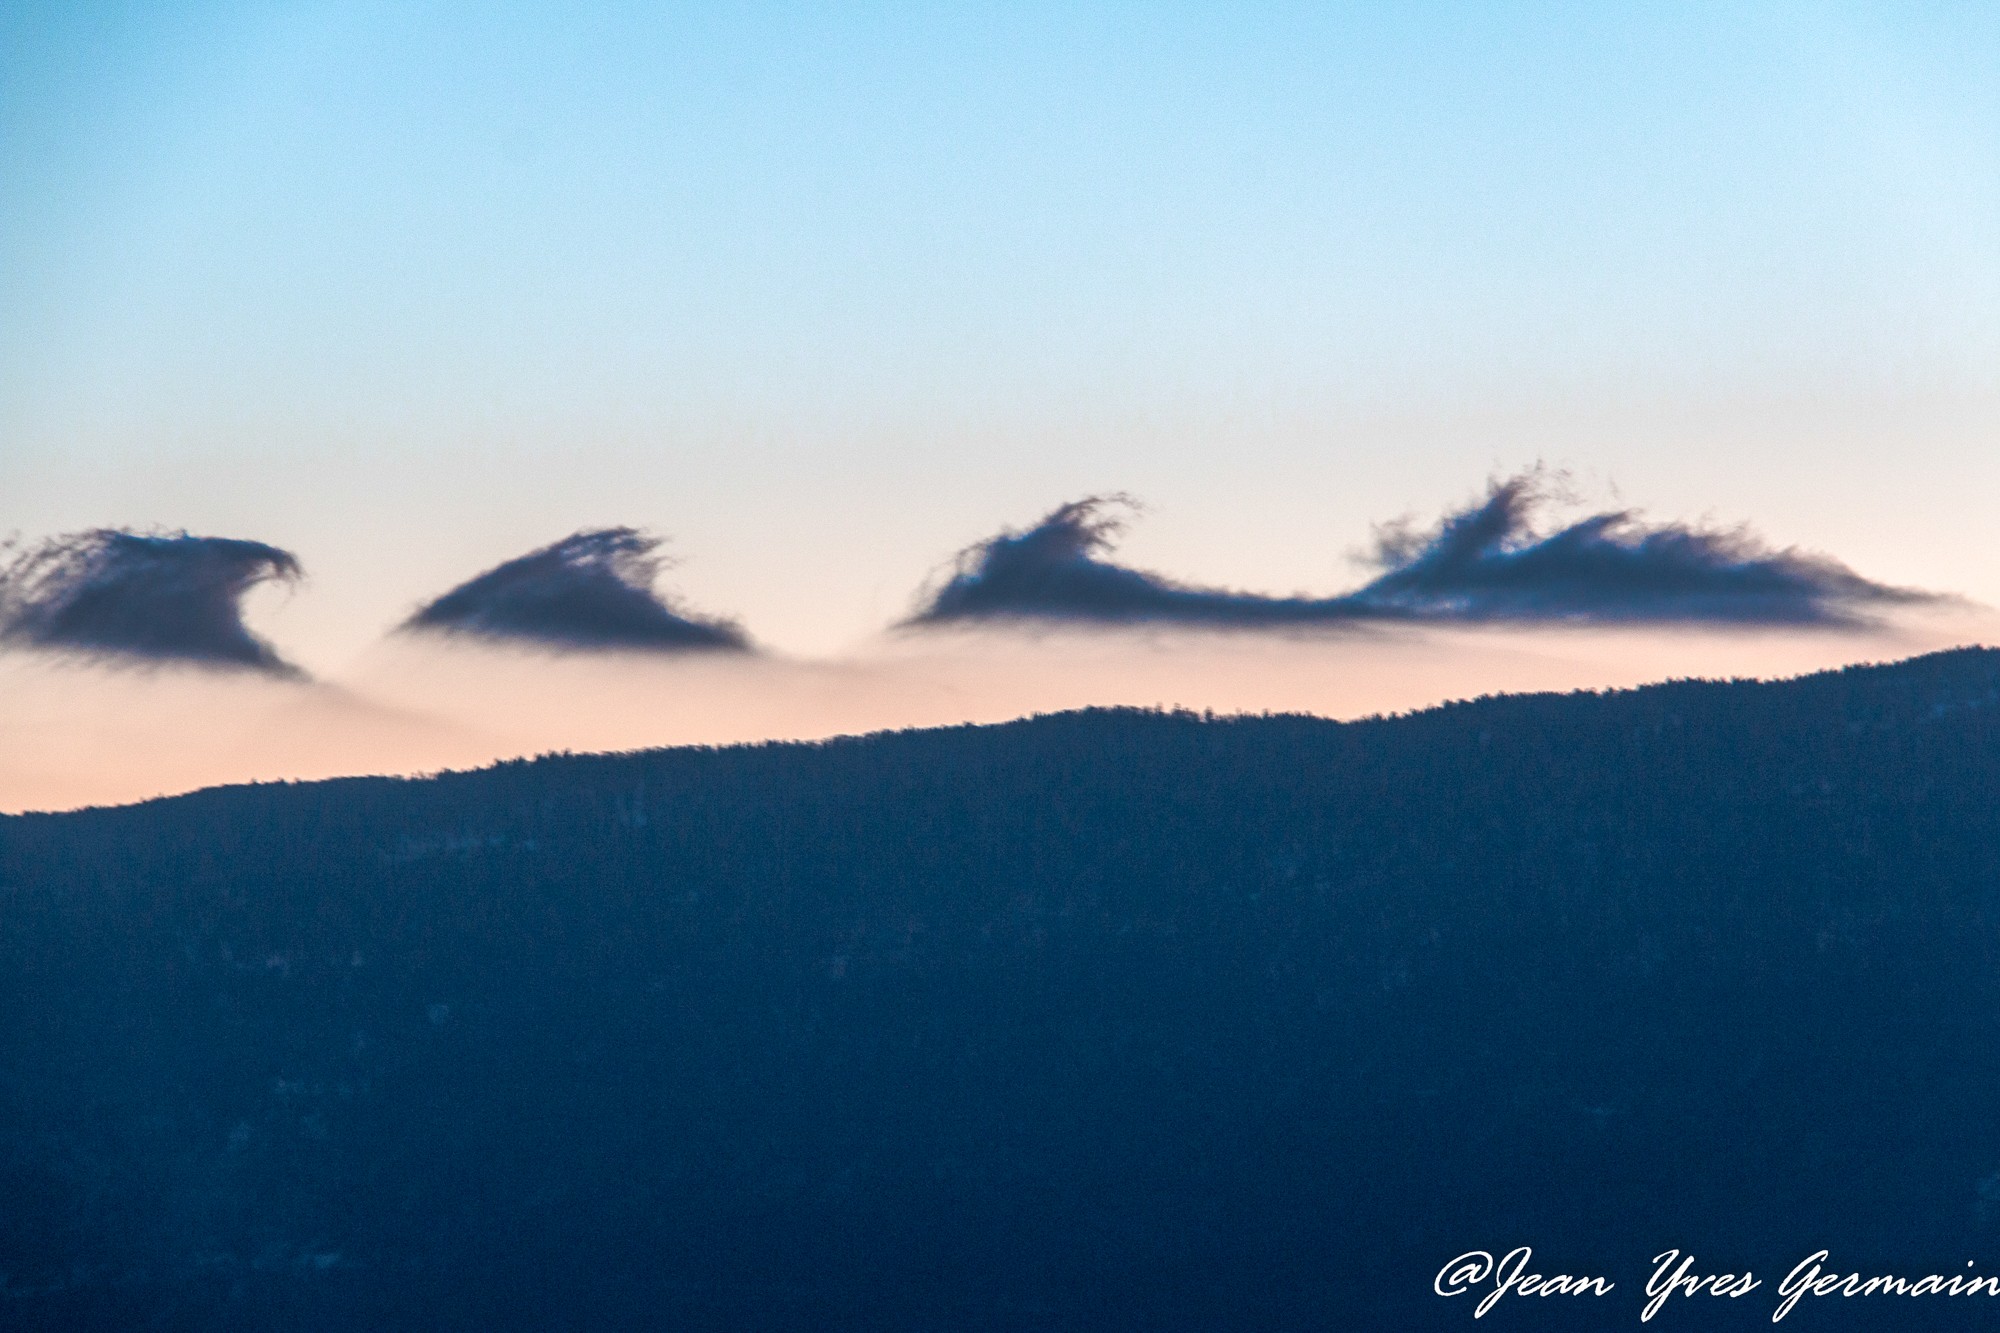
[3,1,1998,805]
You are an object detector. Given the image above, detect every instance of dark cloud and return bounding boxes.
[0,529,304,674]
[402,528,751,653]
[1343,473,1932,625]
[911,495,1371,627]
[908,475,1939,630]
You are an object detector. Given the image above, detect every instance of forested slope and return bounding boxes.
[6,648,2000,1329]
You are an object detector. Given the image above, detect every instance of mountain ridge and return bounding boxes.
[5,645,2000,1330]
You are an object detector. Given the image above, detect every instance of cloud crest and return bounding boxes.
[913,495,1362,627]
[0,529,304,674]
[1341,473,1936,624]
[909,475,1938,629]
[402,528,750,652]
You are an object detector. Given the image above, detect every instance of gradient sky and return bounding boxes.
[4,1,1998,671]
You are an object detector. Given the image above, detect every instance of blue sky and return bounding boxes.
[4,1,1998,666]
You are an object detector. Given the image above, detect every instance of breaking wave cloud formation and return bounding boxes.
[1346,473,1937,625]
[402,527,751,653]
[0,529,304,674]
[911,494,1363,628]
[911,474,1940,630]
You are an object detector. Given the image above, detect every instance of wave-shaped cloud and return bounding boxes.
[0,529,304,674]
[912,495,1366,627]
[908,474,1940,629]
[1343,473,1932,624]
[401,528,750,652]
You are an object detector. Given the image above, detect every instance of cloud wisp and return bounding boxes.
[911,495,1371,628]
[1344,473,1933,625]
[908,475,1941,630]
[401,527,751,653]
[0,529,305,674]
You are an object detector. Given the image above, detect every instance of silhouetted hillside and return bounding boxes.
[7,648,2000,1330]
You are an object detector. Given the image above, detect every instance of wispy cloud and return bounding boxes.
[401,528,751,652]
[0,529,305,674]
[1342,472,1936,625]
[908,473,1941,629]
[909,495,1367,627]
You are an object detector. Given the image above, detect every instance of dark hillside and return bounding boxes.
[6,647,2000,1329]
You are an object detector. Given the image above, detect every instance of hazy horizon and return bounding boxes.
[4,609,1989,813]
